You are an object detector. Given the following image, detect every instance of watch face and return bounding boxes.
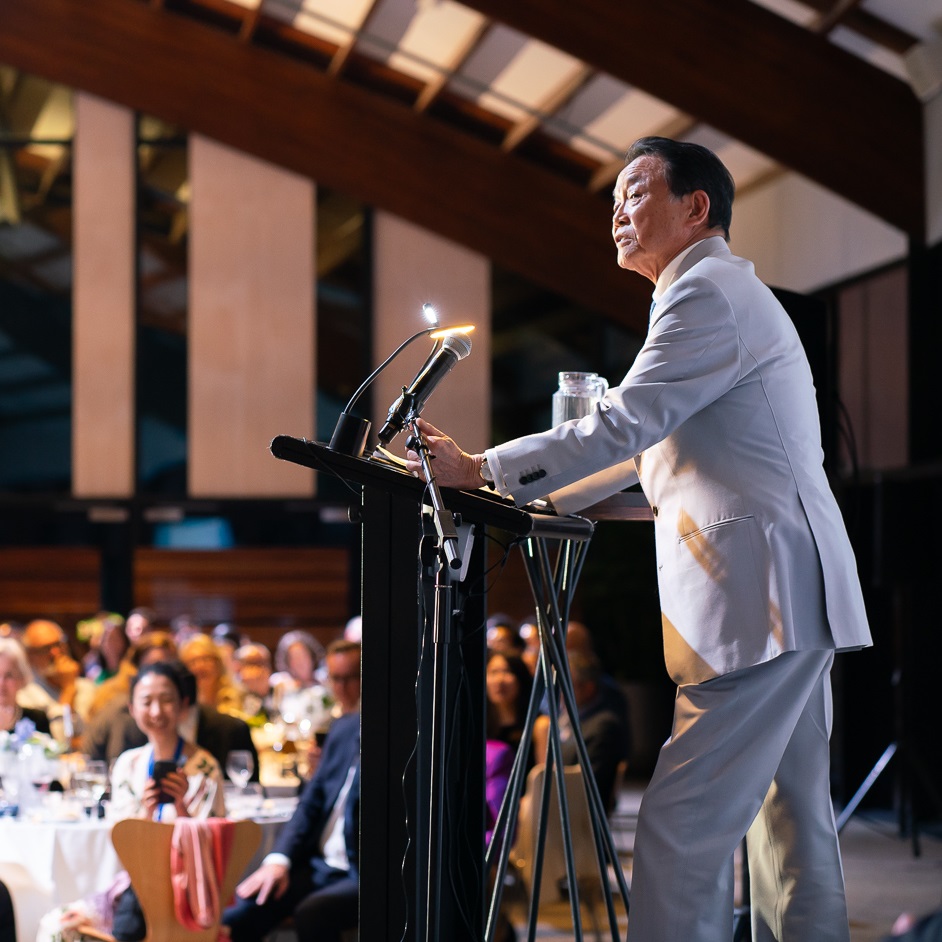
[480,458,493,481]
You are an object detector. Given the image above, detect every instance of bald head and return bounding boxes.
[23,619,65,648]
[565,621,595,656]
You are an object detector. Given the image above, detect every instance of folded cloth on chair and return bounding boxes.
[170,818,237,932]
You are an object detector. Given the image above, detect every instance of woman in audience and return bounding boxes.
[86,630,177,721]
[0,636,50,734]
[485,649,530,942]
[108,660,226,819]
[38,660,225,942]
[271,629,326,694]
[179,633,242,716]
[78,611,130,685]
[486,650,535,767]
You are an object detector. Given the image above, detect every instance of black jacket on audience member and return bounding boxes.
[83,702,259,782]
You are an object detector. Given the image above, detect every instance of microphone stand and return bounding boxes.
[406,417,463,942]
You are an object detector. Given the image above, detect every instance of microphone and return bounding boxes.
[377,332,472,445]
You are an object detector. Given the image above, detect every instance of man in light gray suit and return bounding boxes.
[405,137,872,941]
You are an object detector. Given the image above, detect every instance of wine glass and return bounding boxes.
[85,760,109,808]
[71,760,108,817]
[225,750,254,791]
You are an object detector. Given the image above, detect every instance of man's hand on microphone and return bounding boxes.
[404,418,487,490]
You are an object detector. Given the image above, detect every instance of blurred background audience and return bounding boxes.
[0,636,50,735]
[179,633,242,716]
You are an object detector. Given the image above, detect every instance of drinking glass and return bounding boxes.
[71,760,108,816]
[225,750,254,791]
[85,760,109,804]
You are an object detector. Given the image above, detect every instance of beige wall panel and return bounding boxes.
[189,136,315,496]
[372,213,491,456]
[72,93,135,497]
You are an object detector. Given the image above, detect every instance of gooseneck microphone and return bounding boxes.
[377,332,472,445]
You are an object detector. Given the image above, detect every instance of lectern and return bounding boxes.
[270,435,630,942]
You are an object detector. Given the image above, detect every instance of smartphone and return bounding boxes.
[152,760,179,804]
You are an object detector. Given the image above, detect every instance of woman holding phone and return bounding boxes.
[110,660,225,820]
[38,661,225,942]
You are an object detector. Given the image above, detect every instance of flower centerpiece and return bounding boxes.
[0,717,67,810]
[0,716,64,758]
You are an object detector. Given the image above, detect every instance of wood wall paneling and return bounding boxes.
[0,547,101,631]
[133,547,351,651]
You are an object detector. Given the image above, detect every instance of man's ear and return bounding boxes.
[688,189,711,226]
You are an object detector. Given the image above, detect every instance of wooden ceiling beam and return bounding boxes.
[0,0,652,332]
[458,0,926,239]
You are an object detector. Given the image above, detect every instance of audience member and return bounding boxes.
[83,658,259,782]
[109,661,226,818]
[487,614,527,660]
[223,710,360,942]
[38,661,225,942]
[343,615,362,643]
[232,642,278,723]
[559,649,630,813]
[0,636,50,735]
[123,607,157,645]
[82,631,179,754]
[271,630,327,693]
[517,620,541,675]
[485,727,519,942]
[85,630,177,721]
[564,621,631,741]
[0,622,23,641]
[77,611,129,684]
[324,640,361,718]
[486,650,535,770]
[485,738,515,850]
[179,633,242,716]
[212,622,245,676]
[17,619,93,739]
[168,613,202,647]
[302,640,360,776]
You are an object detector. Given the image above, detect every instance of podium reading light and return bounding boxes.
[327,306,474,456]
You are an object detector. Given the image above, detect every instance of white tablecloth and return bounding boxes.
[0,798,297,942]
[0,812,120,942]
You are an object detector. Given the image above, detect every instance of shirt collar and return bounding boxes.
[653,240,705,301]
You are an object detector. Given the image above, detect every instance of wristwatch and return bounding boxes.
[479,456,495,488]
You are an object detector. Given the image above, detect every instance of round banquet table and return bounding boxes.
[0,796,297,942]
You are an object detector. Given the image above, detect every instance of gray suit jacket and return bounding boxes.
[487,238,871,684]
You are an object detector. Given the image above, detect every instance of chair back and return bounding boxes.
[513,763,602,907]
[111,818,262,942]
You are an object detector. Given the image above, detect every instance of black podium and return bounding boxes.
[270,435,603,942]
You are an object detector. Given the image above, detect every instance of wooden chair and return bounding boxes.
[80,818,262,942]
[510,763,607,940]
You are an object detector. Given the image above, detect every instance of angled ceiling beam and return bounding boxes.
[415,19,490,113]
[458,0,925,239]
[810,0,864,35]
[501,64,594,153]
[0,0,653,333]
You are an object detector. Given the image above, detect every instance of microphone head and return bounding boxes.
[440,332,472,360]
